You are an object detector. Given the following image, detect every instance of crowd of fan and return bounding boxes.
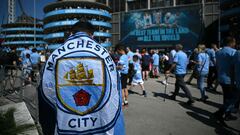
[0,36,239,127]
[111,36,240,126]
[0,46,47,84]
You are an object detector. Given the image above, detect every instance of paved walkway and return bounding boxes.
[1,74,239,135]
[123,75,240,135]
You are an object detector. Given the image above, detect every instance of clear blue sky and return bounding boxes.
[0,0,56,24]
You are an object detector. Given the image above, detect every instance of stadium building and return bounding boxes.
[1,13,45,50]
[43,0,112,50]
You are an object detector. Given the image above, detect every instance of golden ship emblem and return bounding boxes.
[64,63,94,84]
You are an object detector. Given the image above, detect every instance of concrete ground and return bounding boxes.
[123,74,240,135]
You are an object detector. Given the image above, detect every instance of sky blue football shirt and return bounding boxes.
[206,48,216,67]
[127,51,134,64]
[31,52,41,65]
[118,54,129,74]
[234,51,240,88]
[216,47,236,84]
[152,53,160,66]
[174,50,188,75]
[197,52,210,74]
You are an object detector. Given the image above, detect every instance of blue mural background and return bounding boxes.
[120,5,203,50]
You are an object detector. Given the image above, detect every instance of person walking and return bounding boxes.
[129,55,147,97]
[195,44,210,102]
[22,53,32,84]
[206,43,218,91]
[152,50,160,78]
[30,48,41,82]
[166,44,194,105]
[214,37,237,125]
[116,45,129,106]
[141,49,151,81]
[186,47,200,84]
[233,50,240,115]
[161,52,169,85]
[135,49,142,60]
[126,47,134,84]
[19,46,32,63]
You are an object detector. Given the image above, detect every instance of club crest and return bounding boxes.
[56,57,106,116]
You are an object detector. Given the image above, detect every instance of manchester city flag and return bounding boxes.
[40,32,125,135]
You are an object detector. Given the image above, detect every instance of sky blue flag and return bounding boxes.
[40,32,125,135]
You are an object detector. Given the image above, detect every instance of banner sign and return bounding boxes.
[121,5,202,50]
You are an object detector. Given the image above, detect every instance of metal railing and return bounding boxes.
[0,65,38,97]
[0,64,42,134]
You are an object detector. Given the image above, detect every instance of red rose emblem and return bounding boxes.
[73,89,91,106]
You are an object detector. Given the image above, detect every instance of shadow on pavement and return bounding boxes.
[206,89,223,95]
[128,90,142,96]
[203,100,222,109]
[152,92,170,100]
[179,103,240,135]
[152,92,190,102]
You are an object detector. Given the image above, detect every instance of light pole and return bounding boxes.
[218,0,221,47]
[34,0,36,48]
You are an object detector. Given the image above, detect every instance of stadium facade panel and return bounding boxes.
[43,0,112,50]
[1,22,45,50]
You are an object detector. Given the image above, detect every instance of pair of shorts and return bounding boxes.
[132,79,144,85]
[142,64,149,71]
[121,73,128,89]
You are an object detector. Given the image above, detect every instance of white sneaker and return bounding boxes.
[162,80,169,85]
[124,100,128,105]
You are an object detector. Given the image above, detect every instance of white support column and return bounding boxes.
[148,0,150,9]
[173,0,176,7]
[106,0,109,6]
[125,0,128,12]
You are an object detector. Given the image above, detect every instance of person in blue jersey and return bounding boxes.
[30,48,40,66]
[206,43,218,91]
[214,37,237,126]
[195,45,210,102]
[116,45,129,107]
[169,48,176,66]
[22,53,32,84]
[152,50,160,78]
[30,48,41,82]
[166,44,194,105]
[40,21,125,135]
[129,55,147,97]
[135,49,142,60]
[19,46,32,64]
[126,47,134,85]
[233,50,240,115]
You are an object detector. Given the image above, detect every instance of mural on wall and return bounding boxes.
[121,5,203,50]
